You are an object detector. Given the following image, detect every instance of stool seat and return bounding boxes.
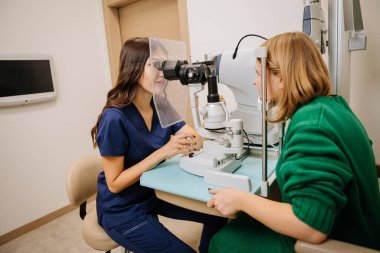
[83,207,119,251]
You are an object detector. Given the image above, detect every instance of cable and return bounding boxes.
[232,34,268,59]
[247,134,278,149]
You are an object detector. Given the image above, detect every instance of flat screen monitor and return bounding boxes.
[0,55,57,107]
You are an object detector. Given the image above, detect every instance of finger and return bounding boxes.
[179,149,190,156]
[178,143,198,153]
[207,199,214,208]
[176,138,194,145]
[176,145,191,156]
[208,188,220,194]
[185,143,197,150]
[191,144,199,151]
[173,133,193,140]
[178,144,190,151]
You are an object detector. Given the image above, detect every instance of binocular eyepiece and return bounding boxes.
[157,60,211,85]
[156,60,220,103]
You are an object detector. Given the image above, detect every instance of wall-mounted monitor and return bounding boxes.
[0,54,57,107]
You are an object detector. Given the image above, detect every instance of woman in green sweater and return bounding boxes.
[207,31,380,252]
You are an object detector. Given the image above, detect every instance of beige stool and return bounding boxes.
[66,155,130,253]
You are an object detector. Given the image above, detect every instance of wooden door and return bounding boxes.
[102,0,193,126]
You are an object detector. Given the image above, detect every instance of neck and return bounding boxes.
[133,86,152,111]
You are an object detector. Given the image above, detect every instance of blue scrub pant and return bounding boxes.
[101,200,227,253]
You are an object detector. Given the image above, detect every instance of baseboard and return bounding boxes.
[0,204,77,245]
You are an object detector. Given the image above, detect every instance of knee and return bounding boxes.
[208,232,224,253]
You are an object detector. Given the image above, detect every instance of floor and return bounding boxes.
[0,201,202,253]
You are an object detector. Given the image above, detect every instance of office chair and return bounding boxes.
[66,154,131,253]
[295,164,380,253]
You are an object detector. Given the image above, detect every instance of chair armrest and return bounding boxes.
[295,239,380,253]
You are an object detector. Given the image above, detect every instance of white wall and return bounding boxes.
[0,0,110,235]
[188,0,304,62]
[349,0,380,161]
[187,0,380,160]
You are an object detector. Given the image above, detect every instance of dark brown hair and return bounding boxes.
[91,37,149,147]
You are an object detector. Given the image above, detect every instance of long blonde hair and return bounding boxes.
[259,32,330,123]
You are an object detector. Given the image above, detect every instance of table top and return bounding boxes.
[140,155,277,203]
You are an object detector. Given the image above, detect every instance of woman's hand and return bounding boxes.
[160,133,197,159]
[207,188,248,216]
[176,124,203,150]
[208,188,328,243]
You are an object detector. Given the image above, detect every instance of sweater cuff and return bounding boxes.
[292,196,335,234]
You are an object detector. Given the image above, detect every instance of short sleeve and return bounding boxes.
[279,124,353,234]
[171,120,186,134]
[96,108,129,156]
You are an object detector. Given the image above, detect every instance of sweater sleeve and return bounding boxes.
[279,124,353,234]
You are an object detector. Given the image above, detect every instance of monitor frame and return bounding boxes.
[0,54,57,107]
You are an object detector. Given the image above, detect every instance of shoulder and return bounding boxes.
[290,96,351,128]
[101,107,131,123]
[285,96,369,149]
[98,107,131,131]
[102,107,125,119]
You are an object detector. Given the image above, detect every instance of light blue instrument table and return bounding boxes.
[140,155,277,216]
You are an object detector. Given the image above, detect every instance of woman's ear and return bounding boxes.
[278,76,284,90]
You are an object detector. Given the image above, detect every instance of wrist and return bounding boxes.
[154,148,166,162]
[239,191,253,213]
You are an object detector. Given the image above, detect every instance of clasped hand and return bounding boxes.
[161,133,198,159]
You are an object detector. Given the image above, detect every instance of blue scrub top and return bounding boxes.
[96,101,185,227]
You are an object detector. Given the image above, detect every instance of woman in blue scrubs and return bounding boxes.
[91,37,226,253]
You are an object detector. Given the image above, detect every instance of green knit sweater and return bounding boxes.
[210,96,380,252]
[276,96,380,249]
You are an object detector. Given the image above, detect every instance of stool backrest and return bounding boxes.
[66,155,103,206]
